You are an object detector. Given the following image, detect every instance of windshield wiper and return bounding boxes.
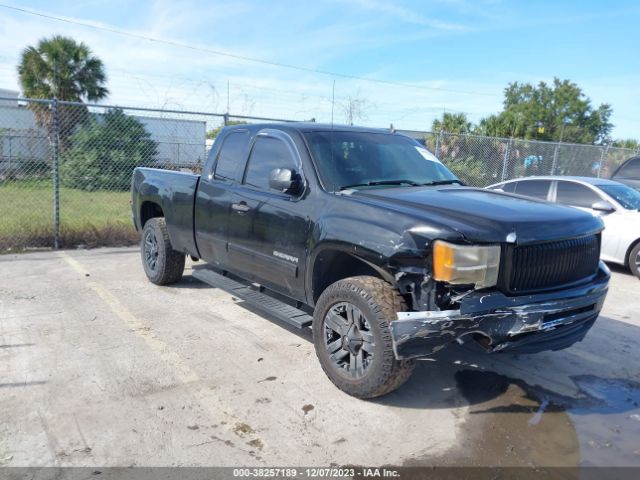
[420,179,465,186]
[339,179,422,190]
[338,179,464,191]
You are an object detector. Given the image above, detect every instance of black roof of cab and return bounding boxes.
[222,122,398,135]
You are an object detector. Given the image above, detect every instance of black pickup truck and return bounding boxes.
[131,123,610,398]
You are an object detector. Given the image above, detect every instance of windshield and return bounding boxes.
[599,184,640,210]
[304,131,459,191]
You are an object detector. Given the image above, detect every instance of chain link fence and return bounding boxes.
[0,95,294,252]
[398,130,638,187]
[1,94,637,253]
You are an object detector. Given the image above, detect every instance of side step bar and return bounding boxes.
[191,267,313,329]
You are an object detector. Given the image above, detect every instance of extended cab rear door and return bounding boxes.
[194,129,250,265]
[227,129,310,300]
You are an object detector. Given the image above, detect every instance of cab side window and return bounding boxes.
[244,137,297,192]
[214,131,248,181]
[555,182,601,208]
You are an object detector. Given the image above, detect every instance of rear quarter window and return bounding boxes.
[213,131,249,181]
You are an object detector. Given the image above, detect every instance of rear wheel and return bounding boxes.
[312,276,416,398]
[141,218,185,285]
[628,243,640,279]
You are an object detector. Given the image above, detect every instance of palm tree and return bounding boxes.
[18,35,108,145]
[429,112,473,158]
[431,112,472,134]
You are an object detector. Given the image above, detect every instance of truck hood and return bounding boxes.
[349,186,604,244]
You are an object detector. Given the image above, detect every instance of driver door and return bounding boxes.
[226,130,309,300]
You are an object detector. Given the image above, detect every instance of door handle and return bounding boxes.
[231,202,250,213]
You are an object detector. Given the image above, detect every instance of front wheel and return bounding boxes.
[628,243,640,279]
[141,217,185,285]
[312,276,416,399]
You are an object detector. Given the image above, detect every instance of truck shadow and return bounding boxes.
[231,280,640,423]
[177,269,640,466]
[606,262,636,277]
[170,274,216,290]
[182,270,639,416]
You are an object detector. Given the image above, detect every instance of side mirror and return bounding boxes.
[592,200,615,213]
[269,168,302,195]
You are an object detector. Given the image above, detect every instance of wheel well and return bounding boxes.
[140,201,164,227]
[311,250,386,304]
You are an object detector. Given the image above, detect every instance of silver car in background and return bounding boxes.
[487,176,640,278]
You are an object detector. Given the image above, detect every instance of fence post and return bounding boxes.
[501,137,512,182]
[223,113,229,126]
[435,130,443,158]
[8,134,12,174]
[52,98,60,250]
[598,145,609,178]
[551,142,560,175]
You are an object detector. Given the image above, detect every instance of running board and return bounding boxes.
[191,267,313,329]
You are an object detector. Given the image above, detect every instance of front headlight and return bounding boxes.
[432,240,501,289]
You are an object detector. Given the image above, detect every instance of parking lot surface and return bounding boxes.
[1,247,639,467]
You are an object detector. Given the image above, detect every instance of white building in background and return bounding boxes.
[0,90,50,167]
[0,88,19,106]
[0,89,207,169]
[133,115,207,166]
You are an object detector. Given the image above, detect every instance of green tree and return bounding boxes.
[431,112,472,134]
[474,113,525,138]
[612,138,639,150]
[482,78,612,144]
[428,112,500,186]
[61,109,157,191]
[18,35,108,146]
[207,120,248,140]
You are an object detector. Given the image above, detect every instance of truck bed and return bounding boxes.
[131,167,200,257]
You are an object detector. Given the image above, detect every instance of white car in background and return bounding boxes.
[487,176,640,278]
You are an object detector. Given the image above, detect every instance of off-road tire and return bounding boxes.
[141,218,185,285]
[628,242,640,279]
[313,276,416,398]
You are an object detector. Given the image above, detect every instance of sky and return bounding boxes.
[0,0,638,138]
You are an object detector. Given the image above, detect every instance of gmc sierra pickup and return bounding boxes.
[131,123,610,398]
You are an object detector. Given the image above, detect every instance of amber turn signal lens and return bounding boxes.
[432,241,455,281]
[432,240,501,289]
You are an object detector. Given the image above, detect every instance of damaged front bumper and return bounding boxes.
[390,262,610,359]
